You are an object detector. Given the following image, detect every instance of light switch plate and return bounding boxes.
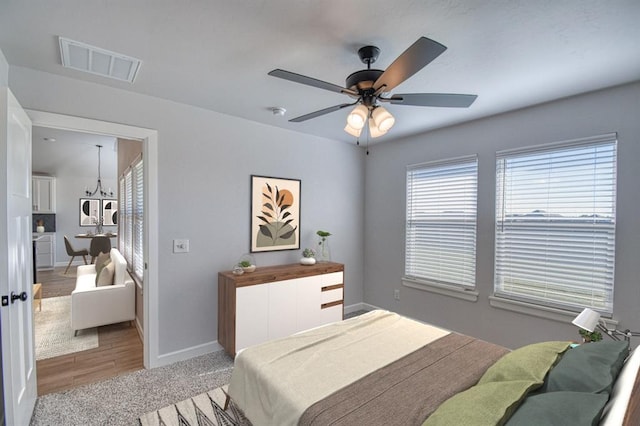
[173,239,189,253]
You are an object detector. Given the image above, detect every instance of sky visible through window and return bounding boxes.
[500,143,615,220]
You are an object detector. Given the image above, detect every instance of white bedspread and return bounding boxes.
[228,310,450,426]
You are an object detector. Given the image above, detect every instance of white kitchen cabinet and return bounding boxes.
[219,262,344,356]
[33,233,55,270]
[32,175,56,213]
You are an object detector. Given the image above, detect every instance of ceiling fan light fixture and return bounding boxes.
[368,118,387,138]
[372,106,395,132]
[347,104,368,130]
[344,123,363,137]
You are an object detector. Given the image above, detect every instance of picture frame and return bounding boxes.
[250,175,301,252]
[79,198,100,227]
[102,199,118,226]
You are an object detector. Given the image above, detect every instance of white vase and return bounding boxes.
[36,226,45,233]
[300,257,316,265]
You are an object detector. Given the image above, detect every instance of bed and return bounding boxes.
[227,310,640,425]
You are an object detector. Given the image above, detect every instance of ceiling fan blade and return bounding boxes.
[373,37,447,93]
[289,103,355,122]
[269,69,356,95]
[388,93,477,108]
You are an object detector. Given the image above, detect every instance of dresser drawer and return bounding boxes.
[321,271,343,286]
[321,287,343,304]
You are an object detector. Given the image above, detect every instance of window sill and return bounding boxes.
[402,277,478,302]
[488,295,618,328]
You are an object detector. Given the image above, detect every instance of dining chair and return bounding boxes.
[89,236,112,264]
[64,236,89,274]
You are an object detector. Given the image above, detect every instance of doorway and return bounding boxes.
[26,110,159,376]
[32,128,144,394]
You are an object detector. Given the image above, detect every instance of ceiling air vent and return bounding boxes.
[59,37,141,83]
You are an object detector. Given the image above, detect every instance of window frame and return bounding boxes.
[493,133,617,315]
[403,155,479,301]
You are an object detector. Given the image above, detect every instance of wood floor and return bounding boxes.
[35,266,143,396]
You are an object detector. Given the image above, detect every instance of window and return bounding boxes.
[119,155,144,281]
[405,156,478,288]
[494,134,617,313]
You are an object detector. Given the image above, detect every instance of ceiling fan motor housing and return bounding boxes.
[346,69,383,92]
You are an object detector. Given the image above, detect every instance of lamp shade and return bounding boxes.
[371,106,395,132]
[368,118,387,138]
[572,308,601,332]
[347,104,368,130]
[344,123,363,137]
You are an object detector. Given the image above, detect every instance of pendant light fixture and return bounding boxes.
[85,144,113,198]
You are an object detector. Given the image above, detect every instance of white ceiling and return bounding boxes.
[32,126,117,178]
[2,1,639,145]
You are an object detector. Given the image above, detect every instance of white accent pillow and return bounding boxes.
[96,260,115,286]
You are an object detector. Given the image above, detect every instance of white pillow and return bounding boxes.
[600,345,640,425]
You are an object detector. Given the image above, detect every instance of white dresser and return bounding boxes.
[218,262,344,356]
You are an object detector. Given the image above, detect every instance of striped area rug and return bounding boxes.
[138,385,251,426]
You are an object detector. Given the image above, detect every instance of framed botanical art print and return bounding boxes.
[102,199,118,226]
[79,198,100,226]
[250,175,301,252]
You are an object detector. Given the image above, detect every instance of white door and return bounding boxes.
[0,87,37,425]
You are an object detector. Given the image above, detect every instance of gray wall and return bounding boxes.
[363,81,640,349]
[9,66,365,356]
[0,49,7,87]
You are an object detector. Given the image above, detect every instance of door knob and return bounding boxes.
[10,291,28,303]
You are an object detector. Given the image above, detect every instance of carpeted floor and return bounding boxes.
[30,349,234,426]
[34,295,99,360]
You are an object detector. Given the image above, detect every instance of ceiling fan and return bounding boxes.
[268,36,477,138]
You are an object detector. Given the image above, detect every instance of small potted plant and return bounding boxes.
[237,254,256,272]
[300,248,316,265]
[579,329,603,343]
[239,260,256,273]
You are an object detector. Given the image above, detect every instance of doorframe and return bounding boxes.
[25,110,160,368]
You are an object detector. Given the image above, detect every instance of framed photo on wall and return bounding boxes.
[102,199,118,226]
[250,175,301,252]
[79,198,100,226]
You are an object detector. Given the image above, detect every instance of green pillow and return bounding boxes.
[506,391,609,426]
[479,341,571,384]
[542,341,629,394]
[423,380,541,426]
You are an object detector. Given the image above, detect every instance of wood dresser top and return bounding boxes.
[219,262,344,287]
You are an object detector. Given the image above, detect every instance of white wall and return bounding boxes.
[9,66,365,357]
[363,81,640,349]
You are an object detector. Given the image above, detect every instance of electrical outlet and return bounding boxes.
[394,289,400,300]
[173,239,190,253]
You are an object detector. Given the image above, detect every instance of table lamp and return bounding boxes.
[572,308,640,343]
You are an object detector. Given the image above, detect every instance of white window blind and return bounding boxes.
[494,134,617,313]
[133,159,144,280]
[123,168,133,264]
[405,156,478,288]
[118,155,144,282]
[118,177,126,252]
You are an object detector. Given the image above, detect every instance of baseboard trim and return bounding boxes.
[154,340,223,368]
[344,302,380,314]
